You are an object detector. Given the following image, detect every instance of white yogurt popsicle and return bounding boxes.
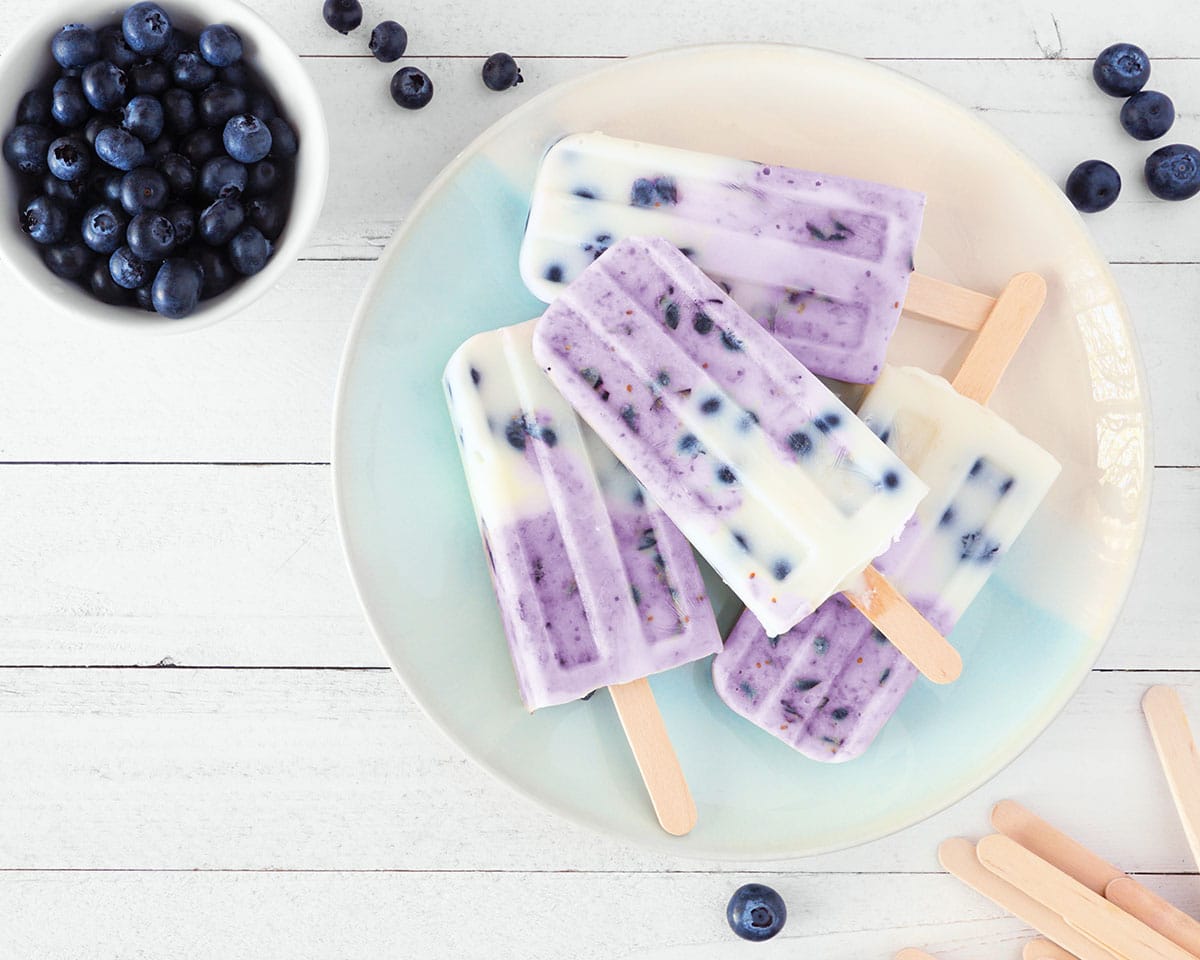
[520,132,926,384]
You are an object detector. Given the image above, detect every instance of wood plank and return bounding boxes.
[4,668,1200,874]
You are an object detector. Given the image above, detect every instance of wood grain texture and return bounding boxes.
[1105,877,1200,958]
[951,273,1047,405]
[990,800,1122,895]
[1142,687,1200,870]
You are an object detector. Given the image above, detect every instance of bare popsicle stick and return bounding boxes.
[1106,877,1200,958]
[991,799,1122,896]
[843,566,963,684]
[608,678,697,837]
[896,950,942,960]
[1143,686,1200,871]
[1026,940,1083,960]
[976,834,1196,960]
[938,838,1122,960]
[905,273,997,331]
[951,273,1048,405]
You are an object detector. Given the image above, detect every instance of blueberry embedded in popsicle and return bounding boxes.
[719,329,744,351]
[772,560,792,581]
[630,176,677,207]
[699,396,721,414]
[787,431,813,456]
[544,263,564,283]
[678,433,701,455]
[693,310,714,334]
[716,465,737,484]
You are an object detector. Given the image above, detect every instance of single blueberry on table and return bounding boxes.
[199,24,243,68]
[4,125,52,175]
[96,127,146,171]
[390,66,434,109]
[20,196,67,244]
[1064,159,1121,213]
[198,83,248,129]
[51,77,88,128]
[122,2,173,56]
[157,152,195,195]
[369,21,408,62]
[99,24,139,69]
[43,172,87,207]
[482,52,523,91]
[81,60,128,111]
[1093,42,1150,97]
[172,51,217,91]
[121,94,165,143]
[109,245,151,288]
[17,89,53,126]
[82,202,127,254]
[1121,90,1174,141]
[223,114,271,164]
[130,59,169,96]
[246,194,285,240]
[323,0,363,34]
[163,88,197,135]
[199,155,248,199]
[726,883,787,942]
[266,117,298,159]
[151,257,204,318]
[52,24,101,71]
[1145,143,1200,201]
[163,202,196,245]
[228,225,271,275]
[43,240,91,279]
[126,211,176,260]
[47,135,90,181]
[89,256,130,303]
[198,196,245,244]
[120,167,169,214]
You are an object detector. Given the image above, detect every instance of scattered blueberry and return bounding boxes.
[119,167,169,213]
[99,25,139,69]
[43,240,91,279]
[198,24,243,68]
[19,195,67,244]
[122,2,173,56]
[109,244,150,288]
[228,225,271,275]
[157,152,195,194]
[323,0,364,35]
[162,88,197,135]
[223,114,271,163]
[171,50,217,91]
[81,60,128,111]
[390,66,433,109]
[198,82,247,128]
[16,90,52,126]
[126,211,175,260]
[266,117,298,159]
[150,257,204,317]
[199,155,247,199]
[1064,159,1121,213]
[129,59,169,96]
[4,124,52,175]
[482,52,523,91]
[1093,42,1150,98]
[95,126,146,171]
[51,77,88,128]
[1120,90,1174,141]
[369,21,407,62]
[726,884,787,942]
[1145,143,1200,201]
[89,256,130,303]
[198,196,245,244]
[47,135,90,181]
[51,24,101,71]
[121,94,165,142]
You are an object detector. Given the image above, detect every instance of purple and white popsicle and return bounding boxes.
[444,318,722,711]
[520,132,926,384]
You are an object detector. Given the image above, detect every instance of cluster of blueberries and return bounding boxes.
[320,0,523,110]
[1066,42,1199,213]
[1,3,299,318]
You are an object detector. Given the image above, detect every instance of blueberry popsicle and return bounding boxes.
[532,236,959,683]
[520,132,926,384]
[713,274,1060,761]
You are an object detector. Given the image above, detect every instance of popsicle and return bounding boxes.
[713,273,1060,761]
[444,318,722,834]
[519,131,926,383]
[532,236,961,684]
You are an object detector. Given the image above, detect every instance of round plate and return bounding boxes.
[333,44,1149,859]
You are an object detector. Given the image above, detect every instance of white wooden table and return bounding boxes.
[3,2,1199,956]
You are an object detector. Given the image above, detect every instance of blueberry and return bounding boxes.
[172,51,217,91]
[20,195,67,245]
[83,115,107,146]
[122,2,173,56]
[1121,90,1174,141]
[1145,143,1200,201]
[266,117,297,159]
[245,159,280,196]
[390,66,433,109]
[133,282,155,311]
[199,24,243,67]
[246,194,285,240]
[180,127,222,166]
[163,201,195,245]
[81,60,128,111]
[46,135,90,181]
[42,172,87,207]
[4,125,52,175]
[109,245,150,288]
[120,94,165,143]
[120,167,169,213]
[162,88,197,135]
[43,240,90,279]
[82,202,127,253]
[323,0,363,35]
[1093,42,1150,98]
[1064,160,1121,213]
[219,62,251,87]
[222,114,271,163]
[99,25,139,69]
[89,256,130,303]
[51,77,88,127]
[157,152,195,195]
[198,196,244,244]
[16,89,53,126]
[156,29,194,65]
[227,224,271,275]
[143,135,174,162]
[126,210,176,260]
[52,24,101,70]
[194,246,233,297]
[150,257,203,317]
[369,21,407,62]
[96,127,146,171]
[726,884,786,942]
[482,52,522,91]
[199,155,247,199]
[90,170,124,205]
[198,82,247,128]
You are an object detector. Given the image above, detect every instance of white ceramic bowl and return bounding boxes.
[0,0,329,333]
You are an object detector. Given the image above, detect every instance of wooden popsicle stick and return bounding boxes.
[896,949,942,960]
[1106,877,1200,957]
[951,272,1048,405]
[843,565,962,684]
[991,799,1122,895]
[976,834,1196,960]
[1143,686,1200,871]
[905,273,997,331]
[938,838,1123,960]
[1026,939,1084,960]
[608,678,697,837]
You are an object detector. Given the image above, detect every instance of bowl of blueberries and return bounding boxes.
[0,0,329,329]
